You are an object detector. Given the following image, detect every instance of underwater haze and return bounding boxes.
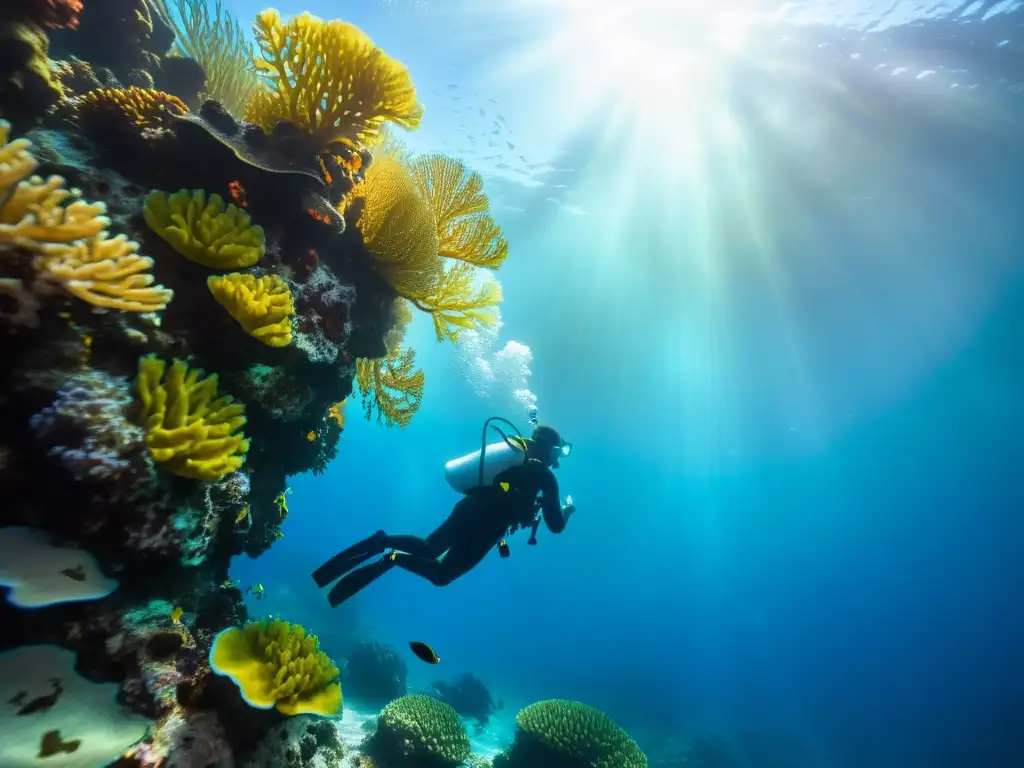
[229,0,1024,766]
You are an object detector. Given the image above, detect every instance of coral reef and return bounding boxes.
[343,640,408,706]
[363,694,471,768]
[0,0,527,761]
[245,715,345,767]
[493,699,648,768]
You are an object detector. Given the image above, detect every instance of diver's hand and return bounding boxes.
[561,496,576,521]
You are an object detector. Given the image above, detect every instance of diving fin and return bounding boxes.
[326,555,396,608]
[312,530,387,588]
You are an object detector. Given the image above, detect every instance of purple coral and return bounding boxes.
[29,370,153,493]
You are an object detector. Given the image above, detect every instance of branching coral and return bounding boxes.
[246,9,423,150]
[368,695,471,768]
[36,234,175,312]
[410,154,508,268]
[356,345,423,428]
[155,0,259,115]
[1,120,174,312]
[0,120,108,247]
[135,354,250,481]
[207,272,294,347]
[495,700,648,768]
[143,188,265,269]
[210,618,342,716]
[72,86,188,131]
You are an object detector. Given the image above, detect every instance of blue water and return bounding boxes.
[229,1,1024,765]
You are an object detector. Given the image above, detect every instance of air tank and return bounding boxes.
[444,439,526,493]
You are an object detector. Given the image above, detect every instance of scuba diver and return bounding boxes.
[312,420,576,608]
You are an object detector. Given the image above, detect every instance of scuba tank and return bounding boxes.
[444,438,527,493]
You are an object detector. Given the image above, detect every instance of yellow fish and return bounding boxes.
[235,506,249,524]
[246,583,265,599]
[171,606,183,624]
[306,431,316,441]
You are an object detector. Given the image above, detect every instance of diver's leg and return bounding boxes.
[311,529,387,587]
[325,556,396,608]
[382,496,476,558]
[392,526,499,587]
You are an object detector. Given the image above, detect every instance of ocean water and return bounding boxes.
[228,1,1024,765]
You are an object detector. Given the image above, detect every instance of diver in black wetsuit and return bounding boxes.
[312,424,577,608]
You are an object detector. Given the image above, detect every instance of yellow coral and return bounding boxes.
[207,273,294,347]
[143,188,265,269]
[135,355,249,481]
[36,234,174,312]
[410,261,501,343]
[350,155,440,298]
[1,121,172,313]
[246,10,423,150]
[356,345,423,428]
[75,86,188,130]
[210,618,342,717]
[409,154,508,269]
[0,121,108,247]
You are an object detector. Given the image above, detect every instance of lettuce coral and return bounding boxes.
[246,9,423,150]
[207,272,294,347]
[143,188,265,269]
[135,354,250,481]
[209,618,342,717]
[368,694,470,767]
[496,699,647,768]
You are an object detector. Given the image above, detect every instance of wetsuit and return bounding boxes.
[313,458,568,608]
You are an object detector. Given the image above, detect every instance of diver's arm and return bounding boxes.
[534,462,568,533]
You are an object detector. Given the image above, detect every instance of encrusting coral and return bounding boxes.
[246,9,423,151]
[364,694,471,768]
[493,699,648,768]
[143,187,266,269]
[135,354,250,481]
[207,272,294,347]
[210,618,342,717]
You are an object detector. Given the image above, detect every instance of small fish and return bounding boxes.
[235,506,249,524]
[246,583,265,599]
[306,431,316,441]
[38,729,81,758]
[409,641,440,664]
[171,606,183,624]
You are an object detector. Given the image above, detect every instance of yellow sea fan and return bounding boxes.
[136,355,250,481]
[409,154,508,269]
[143,188,265,269]
[409,260,501,343]
[356,345,424,428]
[207,273,294,347]
[0,120,108,248]
[351,155,441,299]
[247,9,423,150]
[36,234,174,313]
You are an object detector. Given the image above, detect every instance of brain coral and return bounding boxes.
[368,694,470,767]
[495,699,647,768]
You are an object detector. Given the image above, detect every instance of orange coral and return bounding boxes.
[73,87,188,132]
